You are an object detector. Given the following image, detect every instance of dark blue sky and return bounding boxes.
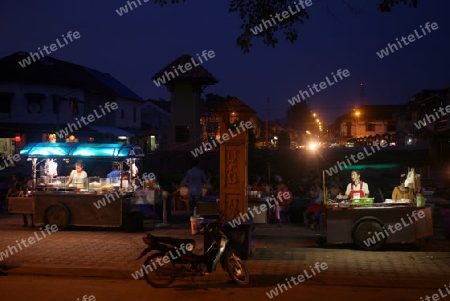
[1,0,448,124]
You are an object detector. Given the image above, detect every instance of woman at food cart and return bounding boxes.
[392,174,414,200]
[66,161,88,187]
[337,170,369,200]
[6,172,33,227]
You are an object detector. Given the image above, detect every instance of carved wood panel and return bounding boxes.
[223,194,240,220]
[225,147,240,186]
[220,143,248,220]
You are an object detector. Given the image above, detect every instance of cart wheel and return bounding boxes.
[44,203,70,230]
[352,216,385,251]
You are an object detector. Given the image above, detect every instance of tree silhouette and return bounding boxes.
[286,101,314,132]
[277,130,290,149]
[155,0,418,53]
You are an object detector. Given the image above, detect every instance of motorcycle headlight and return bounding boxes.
[185,243,195,252]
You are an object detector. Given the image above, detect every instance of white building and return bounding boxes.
[0,52,152,158]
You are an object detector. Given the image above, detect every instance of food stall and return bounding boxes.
[8,142,144,230]
[323,166,434,250]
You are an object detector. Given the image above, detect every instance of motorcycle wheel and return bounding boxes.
[144,253,176,288]
[227,255,249,286]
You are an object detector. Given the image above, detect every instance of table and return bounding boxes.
[197,195,220,216]
[248,198,269,223]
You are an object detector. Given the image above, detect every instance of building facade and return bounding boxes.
[0,52,145,159]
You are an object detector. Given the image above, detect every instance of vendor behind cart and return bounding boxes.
[107,162,121,179]
[392,174,414,201]
[66,160,88,187]
[336,170,369,201]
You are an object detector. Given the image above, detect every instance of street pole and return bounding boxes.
[155,186,170,228]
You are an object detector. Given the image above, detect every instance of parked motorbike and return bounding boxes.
[136,215,249,287]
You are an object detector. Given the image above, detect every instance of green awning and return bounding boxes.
[19,143,143,158]
[340,164,400,170]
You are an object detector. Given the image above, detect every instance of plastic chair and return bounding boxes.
[178,187,190,211]
[304,209,324,231]
[317,212,324,231]
[279,204,291,224]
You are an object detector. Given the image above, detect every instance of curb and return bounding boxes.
[7,264,133,279]
[5,264,449,289]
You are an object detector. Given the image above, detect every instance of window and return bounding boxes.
[25,93,45,114]
[366,122,376,132]
[387,121,396,132]
[133,107,136,122]
[121,109,125,119]
[175,125,189,142]
[346,122,352,136]
[0,92,13,113]
[51,94,67,114]
[229,112,239,124]
[69,98,79,116]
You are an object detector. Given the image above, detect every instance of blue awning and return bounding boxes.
[20,143,143,158]
[88,126,135,137]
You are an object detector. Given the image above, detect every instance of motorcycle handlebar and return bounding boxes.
[196,212,225,235]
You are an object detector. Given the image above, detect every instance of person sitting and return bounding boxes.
[305,182,324,230]
[328,175,343,199]
[107,162,121,179]
[392,175,414,201]
[7,172,33,227]
[276,183,293,227]
[252,179,265,192]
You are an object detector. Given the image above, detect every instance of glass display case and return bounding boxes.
[100,178,112,193]
[110,177,120,188]
[54,176,67,188]
[71,178,87,191]
[88,176,101,192]
[37,177,48,188]
[37,176,67,190]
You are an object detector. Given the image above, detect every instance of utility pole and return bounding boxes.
[266,97,269,147]
[360,83,365,106]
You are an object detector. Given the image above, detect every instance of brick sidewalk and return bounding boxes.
[1,214,449,287]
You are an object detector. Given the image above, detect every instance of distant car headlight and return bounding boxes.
[308,142,317,150]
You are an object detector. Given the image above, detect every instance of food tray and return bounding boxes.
[350,198,374,207]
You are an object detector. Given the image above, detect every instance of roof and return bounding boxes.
[0,52,142,101]
[19,143,143,158]
[144,98,171,113]
[152,54,218,85]
[84,67,143,101]
[208,96,256,114]
[87,126,135,137]
[335,105,406,124]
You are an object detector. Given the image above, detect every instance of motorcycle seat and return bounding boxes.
[149,234,195,247]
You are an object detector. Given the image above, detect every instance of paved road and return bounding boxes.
[0,274,445,301]
[1,214,449,288]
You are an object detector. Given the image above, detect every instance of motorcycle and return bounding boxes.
[136,214,250,288]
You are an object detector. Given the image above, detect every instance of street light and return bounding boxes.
[354,110,360,138]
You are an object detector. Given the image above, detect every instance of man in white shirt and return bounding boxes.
[337,170,369,200]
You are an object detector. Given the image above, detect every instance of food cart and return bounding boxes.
[7,142,144,230]
[323,166,434,250]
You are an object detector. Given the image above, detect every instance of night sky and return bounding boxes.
[1,0,448,124]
